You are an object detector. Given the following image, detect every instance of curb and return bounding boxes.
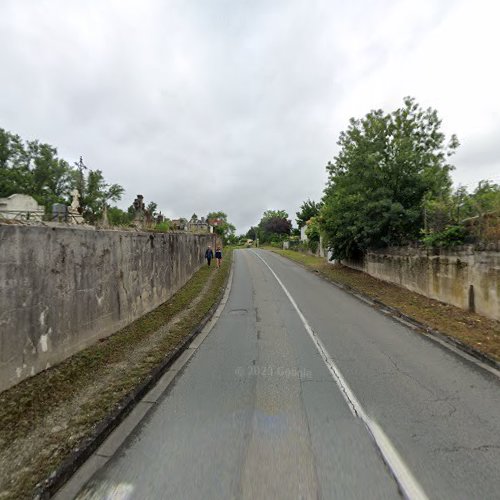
[266,250,500,373]
[33,257,233,500]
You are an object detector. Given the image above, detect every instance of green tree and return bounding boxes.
[0,129,32,196]
[70,157,124,223]
[305,216,321,252]
[296,199,322,228]
[206,211,236,244]
[0,129,125,222]
[465,180,500,216]
[246,226,258,240]
[257,209,292,243]
[0,129,71,209]
[107,206,133,226]
[28,141,72,208]
[321,97,458,259]
[147,201,158,217]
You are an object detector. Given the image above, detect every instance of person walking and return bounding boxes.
[215,247,222,268]
[205,246,214,266]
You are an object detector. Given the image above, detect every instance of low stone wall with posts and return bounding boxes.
[0,224,215,392]
[343,244,500,321]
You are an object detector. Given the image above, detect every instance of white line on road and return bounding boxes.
[250,249,429,500]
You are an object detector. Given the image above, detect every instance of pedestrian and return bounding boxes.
[205,246,214,266]
[215,246,222,268]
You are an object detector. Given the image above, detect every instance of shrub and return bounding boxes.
[421,225,469,248]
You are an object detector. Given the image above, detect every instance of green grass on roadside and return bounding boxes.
[0,249,232,500]
[267,247,500,361]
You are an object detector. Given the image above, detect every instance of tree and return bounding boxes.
[0,129,71,209]
[296,199,322,228]
[29,141,72,209]
[206,211,236,244]
[465,181,500,216]
[258,209,292,243]
[321,97,458,259]
[0,129,125,222]
[0,129,32,197]
[305,217,321,252]
[147,201,158,217]
[70,158,124,223]
[108,206,133,226]
[246,226,258,240]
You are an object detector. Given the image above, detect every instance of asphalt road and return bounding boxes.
[73,249,500,500]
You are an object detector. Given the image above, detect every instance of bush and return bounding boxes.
[421,225,469,248]
[308,239,319,253]
[153,221,170,232]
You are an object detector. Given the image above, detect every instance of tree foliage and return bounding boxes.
[305,217,321,252]
[0,128,72,209]
[0,128,124,222]
[320,97,458,259]
[206,211,236,244]
[107,206,133,226]
[296,199,322,228]
[257,209,292,243]
[246,226,258,240]
[422,180,500,246]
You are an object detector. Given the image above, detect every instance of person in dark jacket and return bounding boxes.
[215,247,222,268]
[205,246,214,266]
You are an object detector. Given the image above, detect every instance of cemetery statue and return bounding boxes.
[131,194,146,227]
[68,189,84,224]
[70,189,81,212]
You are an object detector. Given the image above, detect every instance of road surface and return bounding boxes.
[73,249,500,499]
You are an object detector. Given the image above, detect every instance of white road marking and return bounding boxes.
[250,249,429,500]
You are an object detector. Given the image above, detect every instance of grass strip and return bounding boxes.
[266,248,500,361]
[0,249,232,500]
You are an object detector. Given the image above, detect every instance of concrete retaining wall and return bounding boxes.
[0,224,215,392]
[343,245,500,321]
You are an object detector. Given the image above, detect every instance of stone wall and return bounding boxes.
[343,245,500,321]
[0,224,215,392]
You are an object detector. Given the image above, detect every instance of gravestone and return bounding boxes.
[0,194,45,221]
[52,203,68,222]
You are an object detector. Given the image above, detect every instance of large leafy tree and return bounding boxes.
[296,199,322,228]
[28,141,72,209]
[1,129,124,221]
[0,129,31,196]
[0,129,71,208]
[321,97,458,259]
[258,209,292,242]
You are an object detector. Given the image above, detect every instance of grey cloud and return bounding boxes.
[1,0,497,232]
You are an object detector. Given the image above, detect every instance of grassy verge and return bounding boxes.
[266,247,500,362]
[0,249,232,500]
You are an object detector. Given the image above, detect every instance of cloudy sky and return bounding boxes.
[1,0,499,232]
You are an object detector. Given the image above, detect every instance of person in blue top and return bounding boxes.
[205,246,214,266]
[215,247,222,268]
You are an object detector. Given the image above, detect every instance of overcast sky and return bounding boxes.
[1,0,499,232]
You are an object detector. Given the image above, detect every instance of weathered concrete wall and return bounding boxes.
[0,224,215,392]
[343,245,500,321]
